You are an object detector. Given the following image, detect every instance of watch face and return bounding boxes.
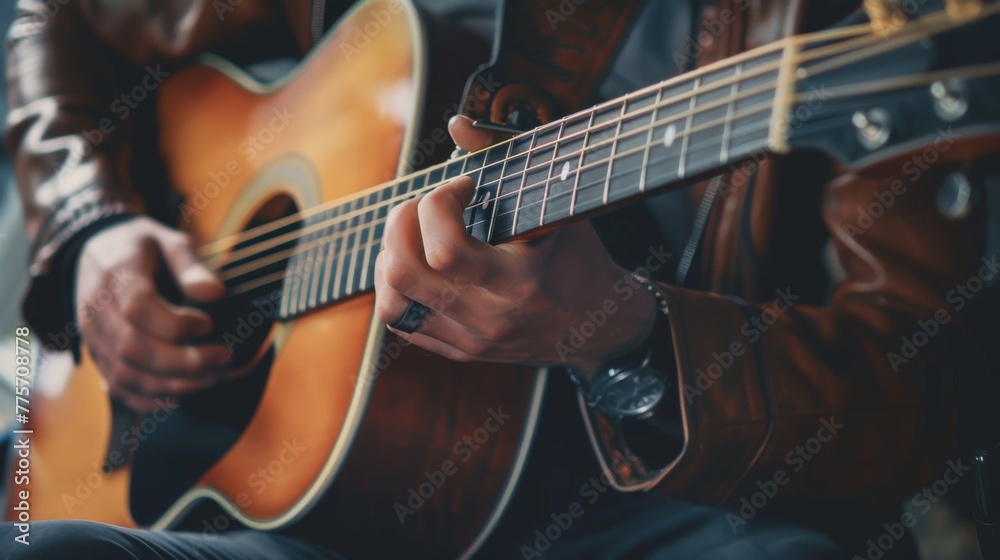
[597,368,666,417]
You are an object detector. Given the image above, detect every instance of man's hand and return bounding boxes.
[374,116,657,375]
[76,216,231,413]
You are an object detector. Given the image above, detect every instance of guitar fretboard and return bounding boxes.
[270,48,783,319]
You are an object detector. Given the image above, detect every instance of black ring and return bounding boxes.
[389,299,430,334]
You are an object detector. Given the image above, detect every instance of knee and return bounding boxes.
[2,520,136,560]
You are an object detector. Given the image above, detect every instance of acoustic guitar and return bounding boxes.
[6,0,1000,557]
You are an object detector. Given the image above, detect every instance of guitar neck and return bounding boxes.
[466,59,784,244]
[275,43,791,318]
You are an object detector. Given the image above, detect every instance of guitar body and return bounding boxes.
[6,1,545,557]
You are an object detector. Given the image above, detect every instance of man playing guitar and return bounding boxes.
[2,0,998,558]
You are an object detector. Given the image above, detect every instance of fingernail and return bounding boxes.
[181,266,218,286]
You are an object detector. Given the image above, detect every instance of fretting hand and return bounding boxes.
[373,116,656,375]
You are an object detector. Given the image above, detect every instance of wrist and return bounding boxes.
[563,271,659,377]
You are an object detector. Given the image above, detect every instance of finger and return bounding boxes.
[448,115,508,152]
[155,230,226,303]
[380,199,475,319]
[385,328,475,363]
[118,247,213,342]
[105,307,231,379]
[90,344,199,413]
[417,176,515,287]
[122,336,231,380]
[375,258,482,347]
[373,254,417,327]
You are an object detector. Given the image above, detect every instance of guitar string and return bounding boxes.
[216,83,779,269]
[227,119,768,294]
[225,120,774,295]
[226,121,774,297]
[201,10,957,264]
[223,57,1000,299]
[217,109,774,282]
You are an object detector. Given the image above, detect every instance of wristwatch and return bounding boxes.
[568,274,673,418]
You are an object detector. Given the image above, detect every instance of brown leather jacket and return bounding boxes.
[6,0,998,512]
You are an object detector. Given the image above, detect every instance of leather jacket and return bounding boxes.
[6,0,998,512]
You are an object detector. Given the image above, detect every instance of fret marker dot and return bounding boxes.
[479,191,491,210]
[663,124,677,148]
[560,161,571,182]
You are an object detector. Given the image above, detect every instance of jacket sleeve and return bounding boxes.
[4,0,301,339]
[582,157,995,505]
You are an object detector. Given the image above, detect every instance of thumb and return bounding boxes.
[157,233,225,303]
[448,114,508,152]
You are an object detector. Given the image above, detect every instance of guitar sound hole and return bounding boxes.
[207,194,300,368]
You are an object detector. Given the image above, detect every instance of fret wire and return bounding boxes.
[358,191,383,292]
[638,84,665,193]
[474,120,772,231]
[568,110,597,217]
[486,140,515,243]
[470,114,773,229]
[678,76,701,179]
[510,130,538,236]
[320,207,341,304]
[306,218,324,309]
[331,198,355,300]
[283,218,307,315]
[603,101,628,205]
[344,195,369,296]
[539,121,566,226]
[721,63,742,163]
